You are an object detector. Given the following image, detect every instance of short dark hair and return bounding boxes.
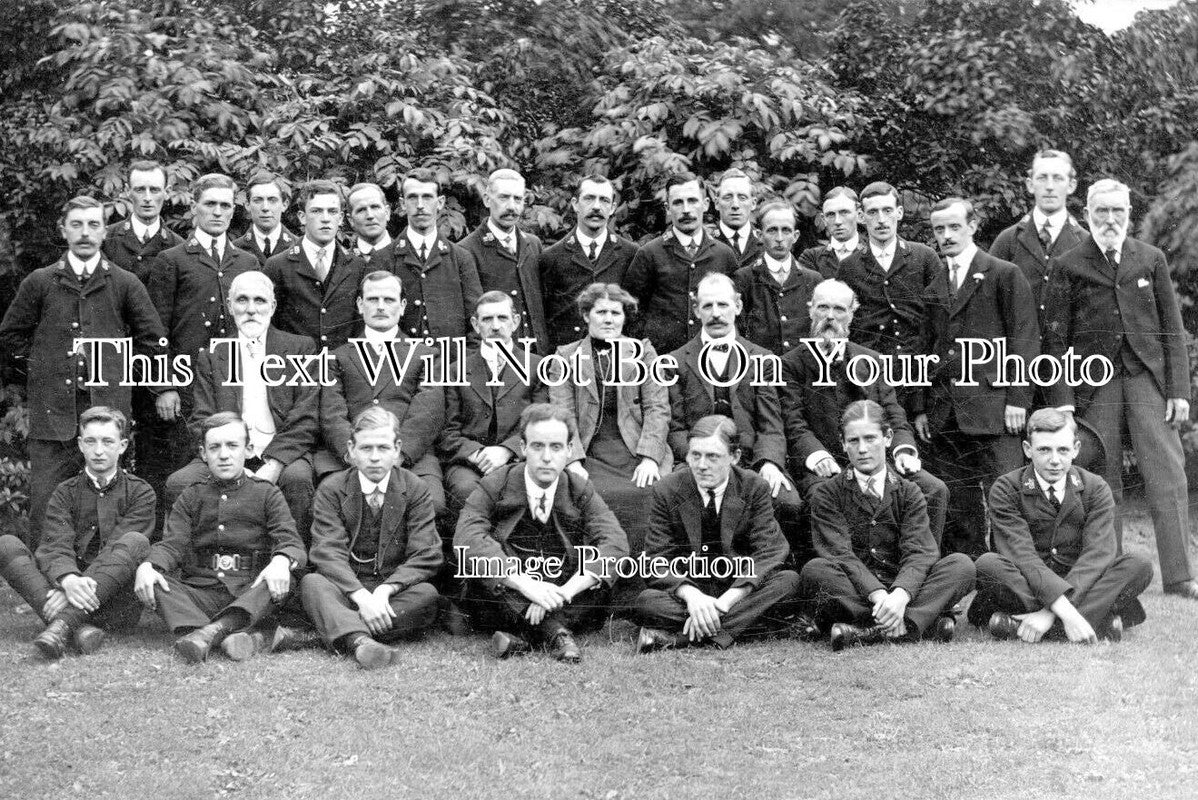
[346,182,387,208]
[1028,149,1075,180]
[128,160,168,187]
[350,407,401,447]
[576,282,638,320]
[575,174,614,199]
[192,173,237,202]
[519,403,578,443]
[245,171,291,202]
[931,196,977,224]
[297,179,343,210]
[840,399,892,437]
[402,168,443,196]
[687,414,740,454]
[59,196,105,225]
[475,290,514,314]
[199,411,250,446]
[664,171,702,198]
[1025,408,1077,439]
[78,406,128,439]
[824,186,859,206]
[860,182,899,204]
[757,199,796,225]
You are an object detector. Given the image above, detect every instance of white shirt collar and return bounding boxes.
[701,329,738,347]
[358,470,392,496]
[575,227,608,251]
[672,227,704,250]
[1033,469,1068,501]
[763,252,792,278]
[364,326,399,344]
[193,229,226,254]
[1031,208,1068,239]
[829,234,860,254]
[254,224,283,248]
[947,242,978,270]
[67,253,101,277]
[130,217,160,242]
[302,237,333,265]
[523,468,559,515]
[719,221,753,248]
[487,219,518,246]
[1093,233,1126,259]
[694,476,730,511]
[357,231,392,254]
[404,227,436,254]
[85,467,117,490]
[237,330,265,349]
[869,237,896,260]
[853,466,887,496]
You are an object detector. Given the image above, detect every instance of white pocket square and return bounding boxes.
[1138,278,1150,288]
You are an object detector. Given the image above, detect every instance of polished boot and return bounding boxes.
[174,620,232,664]
[929,615,956,643]
[635,626,684,654]
[221,630,268,662]
[1099,615,1123,643]
[830,622,887,652]
[33,619,73,660]
[347,634,393,670]
[987,611,1020,640]
[546,629,581,663]
[73,624,106,655]
[490,630,531,659]
[269,625,323,653]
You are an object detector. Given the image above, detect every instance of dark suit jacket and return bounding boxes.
[666,335,786,469]
[733,257,822,355]
[1044,235,1190,410]
[453,462,629,593]
[779,340,918,474]
[318,339,443,475]
[624,230,739,354]
[458,224,548,350]
[231,227,299,266]
[642,466,789,593]
[439,347,547,463]
[308,466,443,595]
[191,327,319,466]
[798,240,868,279]
[102,220,184,286]
[989,212,1087,330]
[539,230,639,349]
[989,465,1120,607]
[710,225,764,269]
[263,243,366,351]
[0,257,165,440]
[384,231,483,340]
[809,468,937,597]
[548,337,672,470]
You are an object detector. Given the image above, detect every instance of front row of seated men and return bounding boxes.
[0,398,1152,665]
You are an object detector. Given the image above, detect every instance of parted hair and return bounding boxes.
[79,406,129,439]
[191,173,237,202]
[1025,407,1077,439]
[931,196,977,224]
[687,414,741,454]
[840,399,892,437]
[59,195,105,224]
[359,269,403,297]
[860,181,899,204]
[246,171,291,201]
[664,171,701,197]
[403,168,443,195]
[475,290,514,314]
[128,160,168,186]
[199,411,250,446]
[350,406,401,446]
[757,199,796,225]
[576,282,638,319]
[519,403,578,443]
[297,179,343,209]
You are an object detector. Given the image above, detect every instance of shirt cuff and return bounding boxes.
[805,450,834,472]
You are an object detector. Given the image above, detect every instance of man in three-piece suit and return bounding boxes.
[920,197,1039,558]
[539,175,639,349]
[710,168,763,268]
[798,186,865,279]
[263,179,366,351]
[386,168,483,340]
[102,160,184,286]
[302,407,443,669]
[733,200,822,356]
[166,271,319,541]
[318,271,446,516]
[0,196,164,549]
[624,172,740,354]
[969,409,1152,642]
[455,404,629,663]
[634,415,804,652]
[231,172,298,266]
[1044,178,1198,599]
[458,168,548,350]
[345,182,393,262]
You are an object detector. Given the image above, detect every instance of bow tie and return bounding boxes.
[707,342,731,353]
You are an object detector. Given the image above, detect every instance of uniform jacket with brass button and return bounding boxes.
[263,243,366,351]
[103,220,185,286]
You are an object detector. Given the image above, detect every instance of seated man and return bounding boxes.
[0,406,153,659]
[634,415,805,652]
[135,412,307,664]
[969,409,1152,643]
[799,400,975,651]
[454,403,628,663]
[301,408,443,669]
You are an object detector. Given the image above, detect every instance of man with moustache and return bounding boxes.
[345,182,393,264]
[733,200,822,355]
[1044,178,1198,599]
[539,174,639,349]
[798,187,865,278]
[232,172,298,266]
[920,197,1038,558]
[389,168,483,341]
[624,172,740,354]
[264,180,366,351]
[710,168,763,268]
[0,196,164,548]
[103,160,184,286]
[459,168,548,350]
[779,279,948,550]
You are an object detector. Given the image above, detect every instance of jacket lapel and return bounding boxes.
[378,469,407,568]
[340,478,365,553]
[719,471,745,552]
[950,255,987,316]
[679,478,704,552]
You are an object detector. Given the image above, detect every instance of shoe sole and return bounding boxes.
[221,633,259,662]
[33,637,65,660]
[74,626,106,655]
[354,642,392,670]
[174,639,208,664]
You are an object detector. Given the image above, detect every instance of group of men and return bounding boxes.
[0,147,1190,665]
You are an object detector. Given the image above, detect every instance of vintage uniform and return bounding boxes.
[538,230,638,349]
[732,256,822,356]
[458,223,548,350]
[385,230,484,341]
[263,242,366,351]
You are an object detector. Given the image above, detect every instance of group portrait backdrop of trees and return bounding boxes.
[1,0,1197,526]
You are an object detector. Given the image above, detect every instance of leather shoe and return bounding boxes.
[174,622,229,664]
[781,614,821,642]
[73,624,106,655]
[930,615,955,643]
[830,622,886,652]
[1164,580,1198,600]
[269,625,323,653]
[221,630,267,662]
[1099,614,1123,643]
[547,629,581,663]
[635,627,681,654]
[353,638,394,670]
[987,611,1020,640]
[33,619,72,660]
[491,630,531,659]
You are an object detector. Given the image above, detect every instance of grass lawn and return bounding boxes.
[1,496,1196,800]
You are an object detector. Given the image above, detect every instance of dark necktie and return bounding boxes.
[588,240,598,261]
[368,488,383,514]
[702,489,719,543]
[419,241,428,262]
[262,238,273,258]
[685,241,698,259]
[536,493,548,523]
[1048,485,1060,511]
[210,243,220,264]
[709,342,730,353]
[1104,248,1119,270]
[731,231,741,253]
[1038,224,1052,254]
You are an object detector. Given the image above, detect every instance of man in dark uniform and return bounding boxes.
[624,172,739,354]
[710,168,763,268]
[0,195,164,548]
[135,412,306,663]
[263,180,366,352]
[345,182,393,263]
[387,168,483,341]
[798,186,865,278]
[458,168,548,350]
[538,174,639,349]
[969,409,1152,642]
[231,172,298,266]
[102,160,184,286]
[733,200,821,355]
[799,400,976,650]
[0,407,153,659]
[302,408,442,669]
[455,403,628,662]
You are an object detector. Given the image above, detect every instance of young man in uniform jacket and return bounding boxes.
[538,175,639,349]
[0,195,165,549]
[136,412,307,663]
[457,168,548,351]
[799,400,976,650]
[263,180,366,352]
[386,169,484,342]
[969,409,1152,643]
[624,172,740,355]
[102,160,184,286]
[0,407,153,659]
[634,416,805,652]
[231,172,299,266]
[454,404,629,663]
[733,200,822,356]
[302,408,443,669]
[797,186,865,279]
[710,168,764,268]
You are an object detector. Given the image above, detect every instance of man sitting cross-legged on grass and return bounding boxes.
[968,408,1152,643]
[799,400,975,651]
[454,403,628,663]
[301,408,443,670]
[0,406,153,660]
[634,415,808,653]
[134,412,307,664]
